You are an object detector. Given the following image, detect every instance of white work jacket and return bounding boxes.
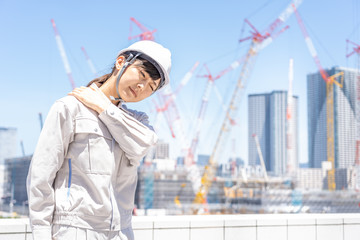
[26,96,157,240]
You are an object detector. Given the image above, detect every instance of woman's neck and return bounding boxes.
[99,76,120,105]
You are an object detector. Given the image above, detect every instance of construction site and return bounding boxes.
[2,0,360,218]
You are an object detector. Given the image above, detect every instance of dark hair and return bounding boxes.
[87,52,161,88]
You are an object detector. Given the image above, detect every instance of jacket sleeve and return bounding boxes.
[98,104,158,165]
[26,100,74,240]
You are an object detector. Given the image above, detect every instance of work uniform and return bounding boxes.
[27,95,157,240]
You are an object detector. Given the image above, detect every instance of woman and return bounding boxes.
[27,40,172,240]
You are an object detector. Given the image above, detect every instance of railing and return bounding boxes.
[0,214,359,240]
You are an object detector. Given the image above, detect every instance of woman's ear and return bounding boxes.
[115,56,125,70]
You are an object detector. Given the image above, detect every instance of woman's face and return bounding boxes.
[116,58,161,102]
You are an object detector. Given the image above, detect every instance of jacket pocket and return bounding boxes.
[72,118,114,175]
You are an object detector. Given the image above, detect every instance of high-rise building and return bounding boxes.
[0,127,17,199]
[248,91,298,176]
[197,154,210,166]
[155,140,169,159]
[296,168,323,190]
[0,127,17,165]
[248,94,270,168]
[4,155,32,206]
[307,67,357,169]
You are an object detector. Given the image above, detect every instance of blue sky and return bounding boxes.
[1,0,359,164]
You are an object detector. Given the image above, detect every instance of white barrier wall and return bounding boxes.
[1,214,360,240]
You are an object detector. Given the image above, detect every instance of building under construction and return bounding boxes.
[134,163,360,215]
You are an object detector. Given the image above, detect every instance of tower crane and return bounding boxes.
[292,4,343,191]
[51,19,76,90]
[153,62,199,152]
[192,0,303,211]
[129,17,157,41]
[346,39,360,190]
[185,56,247,166]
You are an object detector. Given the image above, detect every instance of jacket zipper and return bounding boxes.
[67,158,72,199]
[109,139,115,230]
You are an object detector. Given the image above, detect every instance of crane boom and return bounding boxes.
[51,19,76,89]
[253,134,269,181]
[129,17,157,41]
[81,46,97,77]
[193,0,303,208]
[185,56,247,166]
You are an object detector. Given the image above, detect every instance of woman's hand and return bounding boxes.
[68,84,111,114]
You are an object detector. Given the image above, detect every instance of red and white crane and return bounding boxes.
[185,56,246,166]
[129,17,157,41]
[151,62,200,166]
[81,46,97,77]
[346,39,360,58]
[51,19,76,90]
[293,3,343,191]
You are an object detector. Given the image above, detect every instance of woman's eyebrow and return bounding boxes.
[152,79,159,88]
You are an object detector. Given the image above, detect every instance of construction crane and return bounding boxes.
[51,19,76,90]
[162,62,199,159]
[185,56,246,166]
[128,17,157,41]
[160,61,200,115]
[346,39,360,58]
[292,4,343,191]
[346,39,360,190]
[81,46,97,77]
[252,134,269,182]
[192,0,303,210]
[153,62,199,148]
[286,58,296,176]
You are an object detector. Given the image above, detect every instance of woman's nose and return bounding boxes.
[137,83,144,89]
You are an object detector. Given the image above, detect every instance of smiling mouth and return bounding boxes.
[129,87,137,98]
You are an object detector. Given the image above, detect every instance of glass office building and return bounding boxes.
[248,91,298,176]
[307,67,357,169]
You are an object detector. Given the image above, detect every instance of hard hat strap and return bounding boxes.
[113,52,142,101]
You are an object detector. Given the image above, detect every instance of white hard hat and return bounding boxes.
[118,40,171,90]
